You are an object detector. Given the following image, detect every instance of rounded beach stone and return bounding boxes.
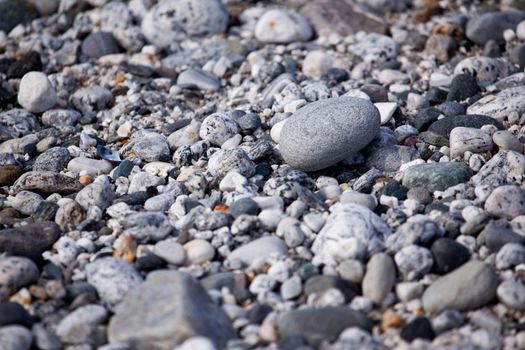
[254,9,312,44]
[141,0,229,47]
[279,97,380,171]
[485,185,525,220]
[402,162,472,192]
[17,72,57,113]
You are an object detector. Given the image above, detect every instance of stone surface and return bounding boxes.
[467,87,525,121]
[311,203,391,265]
[276,307,372,347]
[493,131,523,153]
[85,257,143,307]
[362,253,396,304]
[67,158,114,176]
[497,279,525,310]
[422,260,499,314]
[82,32,121,59]
[10,171,82,195]
[33,147,71,172]
[0,326,33,350]
[0,221,61,254]
[279,97,380,171]
[177,68,220,92]
[449,127,492,158]
[466,11,525,45]
[0,257,39,300]
[0,302,32,328]
[199,113,239,146]
[108,270,236,349]
[300,0,388,37]
[17,72,57,113]
[402,162,472,192]
[485,185,525,220]
[141,0,229,47]
[431,238,470,274]
[228,236,288,267]
[56,304,108,345]
[255,9,312,44]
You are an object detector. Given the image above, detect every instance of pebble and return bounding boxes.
[141,0,229,47]
[167,121,201,150]
[432,309,464,334]
[340,190,377,210]
[67,157,114,176]
[254,9,312,44]
[495,243,525,270]
[312,204,391,265]
[362,253,396,304]
[431,238,470,275]
[375,102,397,125]
[56,304,108,345]
[386,214,443,252]
[447,74,480,102]
[276,307,372,347]
[85,257,143,307]
[75,178,115,211]
[279,97,380,171]
[0,326,33,350]
[402,162,472,192]
[300,0,388,37]
[0,221,60,254]
[199,113,239,146]
[454,56,512,83]
[177,68,220,92]
[348,33,399,65]
[394,245,433,281]
[184,239,215,265]
[400,317,435,342]
[207,148,255,178]
[33,147,71,172]
[227,236,288,267]
[70,86,114,114]
[0,302,33,328]
[302,50,333,78]
[17,72,57,113]
[108,270,236,348]
[123,212,172,242]
[449,127,492,158]
[0,154,22,185]
[11,171,82,195]
[0,257,39,300]
[485,185,525,220]
[466,11,525,45]
[497,279,525,310]
[41,109,80,127]
[493,131,523,153]
[82,32,121,59]
[467,86,525,121]
[422,260,499,314]
[131,132,170,162]
[153,239,186,265]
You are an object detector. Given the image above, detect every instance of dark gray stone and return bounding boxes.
[466,11,525,45]
[81,32,121,59]
[402,162,472,192]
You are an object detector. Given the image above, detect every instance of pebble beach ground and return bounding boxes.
[3,0,525,349]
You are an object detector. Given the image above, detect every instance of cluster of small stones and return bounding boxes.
[4,0,525,349]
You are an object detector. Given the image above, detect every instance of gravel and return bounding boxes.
[2,1,525,348]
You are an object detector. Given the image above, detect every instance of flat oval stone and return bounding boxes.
[279,97,380,171]
[402,162,473,192]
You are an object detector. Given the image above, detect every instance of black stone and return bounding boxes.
[0,0,38,34]
[201,272,236,292]
[236,113,261,133]
[65,282,98,302]
[134,254,166,272]
[6,51,42,79]
[303,275,358,302]
[247,303,273,324]
[322,68,349,83]
[431,238,470,274]
[0,58,14,74]
[400,317,435,342]
[427,114,504,138]
[447,74,480,102]
[425,203,449,214]
[81,32,121,59]
[120,63,155,77]
[112,159,135,179]
[379,179,401,197]
[0,222,61,254]
[436,101,465,117]
[32,201,59,222]
[414,108,442,131]
[0,86,14,109]
[0,302,33,328]
[257,62,285,85]
[426,87,448,104]
[230,197,260,218]
[113,191,151,206]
